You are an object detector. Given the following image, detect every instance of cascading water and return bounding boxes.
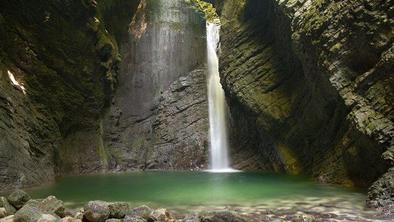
[206,22,235,172]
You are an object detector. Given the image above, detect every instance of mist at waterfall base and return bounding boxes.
[206,22,236,173]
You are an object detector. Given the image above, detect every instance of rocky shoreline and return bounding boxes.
[1,190,393,222]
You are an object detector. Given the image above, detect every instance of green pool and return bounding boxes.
[27,171,365,207]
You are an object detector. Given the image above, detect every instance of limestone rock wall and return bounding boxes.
[216,0,393,204]
[103,0,209,170]
[0,0,140,188]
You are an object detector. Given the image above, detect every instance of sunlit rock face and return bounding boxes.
[103,0,209,170]
[215,0,393,205]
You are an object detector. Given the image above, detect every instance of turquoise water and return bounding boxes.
[28,171,365,208]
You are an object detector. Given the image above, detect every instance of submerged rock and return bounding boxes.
[7,190,31,209]
[200,211,246,222]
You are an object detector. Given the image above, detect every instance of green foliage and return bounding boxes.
[187,0,219,23]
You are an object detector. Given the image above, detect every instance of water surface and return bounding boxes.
[28,171,363,207]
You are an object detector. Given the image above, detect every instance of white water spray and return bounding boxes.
[206,22,235,172]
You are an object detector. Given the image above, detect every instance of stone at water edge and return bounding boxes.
[127,205,153,219]
[39,196,65,217]
[0,208,6,218]
[0,215,14,222]
[291,213,315,222]
[122,217,146,222]
[0,197,16,216]
[37,214,59,222]
[200,211,247,222]
[108,202,130,218]
[61,216,82,222]
[7,190,31,209]
[14,202,60,222]
[149,208,174,222]
[84,201,110,222]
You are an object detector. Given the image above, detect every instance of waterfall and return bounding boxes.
[206,22,234,172]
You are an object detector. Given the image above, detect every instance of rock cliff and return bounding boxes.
[215,0,393,207]
[0,0,139,189]
[102,0,209,171]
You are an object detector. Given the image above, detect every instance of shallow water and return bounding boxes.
[27,171,387,221]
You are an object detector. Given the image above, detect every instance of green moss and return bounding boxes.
[187,0,219,23]
[276,144,302,175]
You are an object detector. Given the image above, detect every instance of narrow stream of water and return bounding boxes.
[207,22,233,172]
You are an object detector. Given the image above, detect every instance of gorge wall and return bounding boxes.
[215,0,393,207]
[0,0,141,189]
[101,0,208,171]
[0,0,392,208]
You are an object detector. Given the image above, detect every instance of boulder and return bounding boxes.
[108,202,130,219]
[84,201,110,222]
[0,208,6,218]
[14,203,60,222]
[149,208,166,221]
[123,217,146,222]
[7,190,31,209]
[182,214,200,222]
[37,214,60,222]
[39,196,65,217]
[0,197,16,216]
[61,216,82,222]
[105,219,122,222]
[200,211,246,222]
[128,205,153,219]
[291,214,315,222]
[0,215,14,222]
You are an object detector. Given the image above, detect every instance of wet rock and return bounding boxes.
[84,201,110,222]
[200,211,246,222]
[128,205,153,219]
[7,190,31,209]
[0,197,16,216]
[108,202,129,219]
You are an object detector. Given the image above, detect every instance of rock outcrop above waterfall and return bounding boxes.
[215,0,393,207]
